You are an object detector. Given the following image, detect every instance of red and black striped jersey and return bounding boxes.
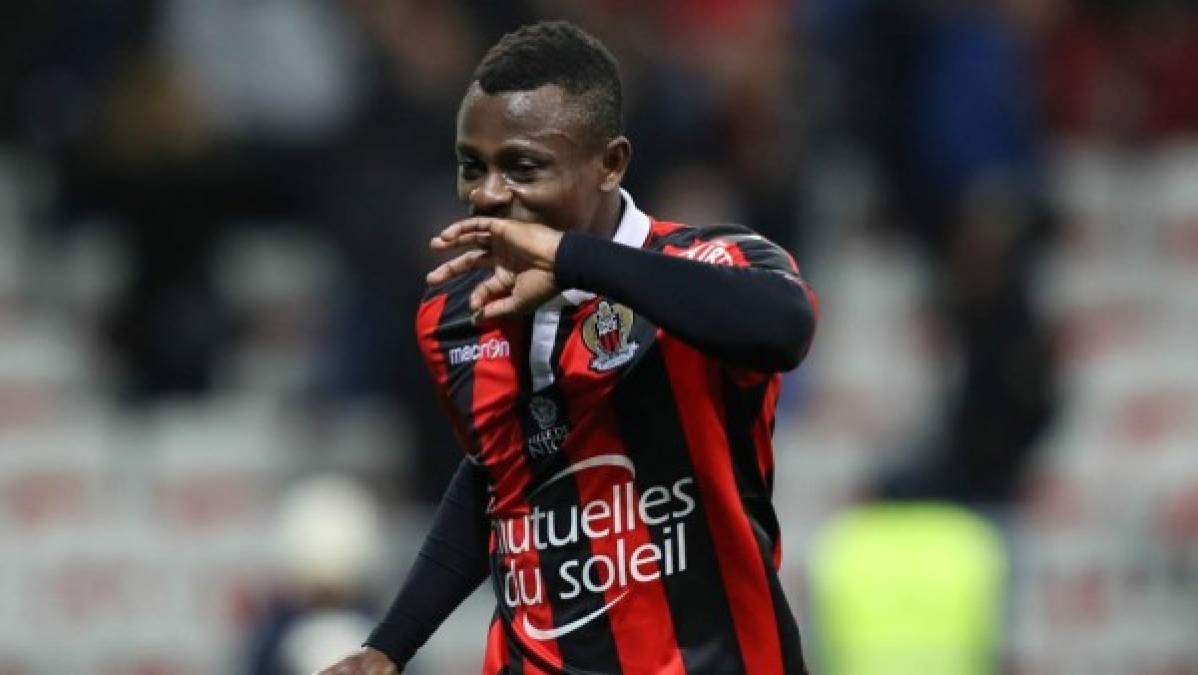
[416,193,814,674]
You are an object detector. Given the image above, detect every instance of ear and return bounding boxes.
[598,136,632,193]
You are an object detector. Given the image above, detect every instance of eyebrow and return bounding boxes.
[455,138,562,158]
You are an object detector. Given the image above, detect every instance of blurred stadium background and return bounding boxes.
[1,1,1196,673]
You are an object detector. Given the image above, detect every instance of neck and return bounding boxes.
[587,191,624,241]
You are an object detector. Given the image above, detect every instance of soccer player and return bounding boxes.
[318,20,817,675]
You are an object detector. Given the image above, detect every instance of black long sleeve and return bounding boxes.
[364,458,491,669]
[554,231,816,372]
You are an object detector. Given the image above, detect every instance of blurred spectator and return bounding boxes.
[245,475,382,675]
[42,0,345,401]
[813,0,1060,505]
[1043,0,1198,140]
[311,2,496,501]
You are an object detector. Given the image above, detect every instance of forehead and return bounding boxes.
[456,83,590,151]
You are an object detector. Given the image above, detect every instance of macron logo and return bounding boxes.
[448,337,510,365]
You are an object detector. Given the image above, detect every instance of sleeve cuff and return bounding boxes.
[553,231,603,290]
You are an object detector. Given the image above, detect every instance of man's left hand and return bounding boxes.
[427,218,564,322]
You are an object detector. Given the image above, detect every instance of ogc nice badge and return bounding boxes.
[582,300,638,372]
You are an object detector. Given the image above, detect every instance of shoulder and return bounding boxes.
[646,221,772,251]
[420,269,485,304]
[646,220,798,273]
[416,270,487,341]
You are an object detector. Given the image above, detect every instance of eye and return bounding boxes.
[506,159,543,183]
[457,158,484,180]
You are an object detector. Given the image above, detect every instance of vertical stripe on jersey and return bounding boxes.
[474,318,567,673]
[754,377,784,568]
[518,309,624,674]
[765,559,808,675]
[718,374,805,675]
[611,345,745,674]
[555,309,685,674]
[419,291,479,456]
[506,624,524,675]
[753,377,782,491]
[522,658,556,675]
[659,337,785,675]
[721,374,804,672]
[484,612,508,675]
[720,378,783,569]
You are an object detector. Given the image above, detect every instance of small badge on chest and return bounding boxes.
[581,300,639,372]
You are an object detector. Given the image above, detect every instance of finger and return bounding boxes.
[469,272,512,313]
[431,217,517,250]
[450,216,509,233]
[478,295,522,322]
[426,250,493,285]
[431,230,493,251]
[469,271,515,316]
[430,218,499,249]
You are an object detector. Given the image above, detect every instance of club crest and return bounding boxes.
[581,300,638,372]
[529,396,558,430]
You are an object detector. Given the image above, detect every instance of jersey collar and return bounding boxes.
[611,188,652,249]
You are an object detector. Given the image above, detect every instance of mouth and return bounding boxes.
[471,207,508,219]
[473,208,543,225]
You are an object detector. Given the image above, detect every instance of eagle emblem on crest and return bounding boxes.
[581,300,638,371]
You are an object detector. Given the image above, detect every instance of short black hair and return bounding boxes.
[472,20,623,144]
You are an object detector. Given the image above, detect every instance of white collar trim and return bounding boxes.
[611,188,651,249]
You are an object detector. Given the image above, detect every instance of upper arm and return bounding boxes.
[712,227,819,331]
[664,225,819,375]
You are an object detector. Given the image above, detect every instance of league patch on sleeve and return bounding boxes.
[676,239,736,266]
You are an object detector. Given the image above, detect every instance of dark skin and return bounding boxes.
[316,82,631,675]
[428,82,631,321]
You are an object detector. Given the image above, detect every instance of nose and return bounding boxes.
[470,170,512,217]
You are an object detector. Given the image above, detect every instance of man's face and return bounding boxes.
[455,83,610,232]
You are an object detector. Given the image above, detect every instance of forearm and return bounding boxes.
[365,459,491,669]
[554,233,816,371]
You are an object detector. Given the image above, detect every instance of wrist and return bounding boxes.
[365,646,401,673]
[362,635,407,673]
[534,226,564,272]
[553,231,598,289]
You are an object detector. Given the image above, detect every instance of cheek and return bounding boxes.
[512,179,576,225]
